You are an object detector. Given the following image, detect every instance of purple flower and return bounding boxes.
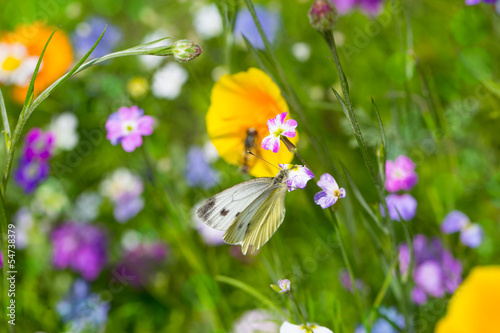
[314,173,346,209]
[261,112,297,153]
[105,106,154,152]
[113,194,144,223]
[385,155,418,193]
[0,251,3,268]
[22,127,56,162]
[331,0,384,16]
[72,16,122,58]
[279,164,314,191]
[381,194,417,221]
[441,210,484,248]
[51,223,107,281]
[115,242,168,287]
[398,234,462,305]
[57,279,110,333]
[465,0,496,5]
[185,146,220,189]
[339,268,364,293]
[234,6,280,49]
[14,158,50,193]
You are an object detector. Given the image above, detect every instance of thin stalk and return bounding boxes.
[287,291,308,327]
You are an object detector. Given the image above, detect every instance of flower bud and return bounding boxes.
[171,39,203,63]
[308,0,338,32]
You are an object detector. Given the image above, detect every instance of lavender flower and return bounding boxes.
[331,0,385,16]
[381,194,417,221]
[57,279,110,333]
[385,155,418,193]
[14,158,50,193]
[355,307,405,333]
[51,222,107,281]
[105,106,154,152]
[22,127,56,162]
[399,234,462,305]
[72,16,122,58]
[441,210,484,248]
[185,146,220,189]
[234,6,280,49]
[314,173,346,209]
[115,241,168,287]
[465,0,496,5]
[279,164,314,191]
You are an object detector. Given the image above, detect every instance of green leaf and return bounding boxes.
[0,89,10,150]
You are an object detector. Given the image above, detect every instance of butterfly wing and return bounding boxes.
[224,185,287,255]
[196,178,273,231]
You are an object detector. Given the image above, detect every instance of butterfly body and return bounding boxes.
[196,169,289,254]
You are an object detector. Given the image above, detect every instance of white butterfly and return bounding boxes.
[196,168,289,255]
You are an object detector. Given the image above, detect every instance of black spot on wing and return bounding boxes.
[220,209,229,216]
[235,212,241,217]
[197,197,216,220]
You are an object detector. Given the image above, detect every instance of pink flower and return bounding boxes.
[261,112,297,153]
[105,106,154,152]
[314,173,346,209]
[385,155,418,193]
[278,279,291,293]
[279,164,314,191]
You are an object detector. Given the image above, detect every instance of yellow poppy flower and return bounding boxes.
[206,67,298,177]
[1,22,73,103]
[435,266,500,333]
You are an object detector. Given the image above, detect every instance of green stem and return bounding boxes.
[287,291,308,327]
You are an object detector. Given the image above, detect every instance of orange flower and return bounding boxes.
[1,22,73,103]
[435,266,500,333]
[206,68,298,177]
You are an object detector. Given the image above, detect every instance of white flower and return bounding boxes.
[31,178,69,220]
[194,4,223,39]
[139,29,173,69]
[291,42,311,62]
[13,207,34,249]
[0,42,38,86]
[233,309,280,333]
[71,191,102,222]
[151,62,188,99]
[99,168,144,202]
[49,112,79,151]
[280,321,333,333]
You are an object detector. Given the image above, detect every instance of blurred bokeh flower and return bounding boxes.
[31,178,69,219]
[435,266,500,333]
[106,105,154,152]
[72,16,122,58]
[399,235,462,305]
[151,62,188,99]
[339,268,364,293]
[0,42,38,86]
[261,111,297,153]
[206,67,297,177]
[233,309,280,333]
[465,0,496,4]
[49,112,79,151]
[441,210,484,248]
[279,164,314,191]
[14,158,50,193]
[100,168,145,222]
[12,207,34,249]
[331,0,384,16]
[381,193,417,221]
[115,241,168,287]
[22,127,56,161]
[51,222,107,280]
[185,145,220,189]
[291,42,311,62]
[0,22,73,103]
[355,306,405,333]
[191,201,225,246]
[57,279,110,333]
[193,4,223,39]
[280,321,333,332]
[385,155,418,193]
[71,191,102,222]
[234,6,280,49]
[314,173,346,209]
[127,76,149,99]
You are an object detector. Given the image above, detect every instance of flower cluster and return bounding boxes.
[57,279,110,333]
[100,168,145,222]
[399,234,462,305]
[106,106,154,152]
[51,222,108,281]
[382,155,418,221]
[14,128,56,193]
[441,210,484,248]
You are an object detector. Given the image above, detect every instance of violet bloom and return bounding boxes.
[234,6,280,49]
[72,16,122,58]
[279,164,314,191]
[22,128,56,161]
[441,210,484,248]
[339,268,364,293]
[57,279,110,333]
[465,0,496,4]
[115,242,168,287]
[113,194,144,223]
[381,194,417,221]
[398,234,462,305]
[105,106,154,152]
[385,155,418,192]
[331,0,384,16]
[14,158,50,193]
[314,173,346,209]
[51,222,107,281]
[185,146,220,189]
[262,112,297,153]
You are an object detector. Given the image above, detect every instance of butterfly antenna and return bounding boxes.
[247,151,281,170]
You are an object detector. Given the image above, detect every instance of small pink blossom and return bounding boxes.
[105,106,154,152]
[278,279,291,293]
[279,164,314,191]
[314,173,346,209]
[385,155,418,192]
[261,112,297,153]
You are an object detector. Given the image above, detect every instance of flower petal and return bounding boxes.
[261,135,280,153]
[121,134,142,152]
[314,191,337,209]
[281,119,297,138]
[460,224,484,248]
[441,210,470,234]
[136,115,154,136]
[317,173,338,192]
